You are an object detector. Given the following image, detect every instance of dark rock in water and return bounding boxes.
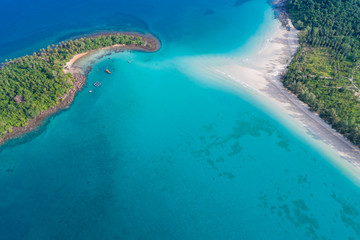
[233,0,252,7]
[204,9,215,16]
[270,0,291,30]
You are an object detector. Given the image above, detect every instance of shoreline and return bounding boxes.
[230,14,360,165]
[261,2,360,166]
[0,33,160,146]
[177,6,360,169]
[258,23,360,166]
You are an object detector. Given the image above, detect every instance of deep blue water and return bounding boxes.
[1,0,360,239]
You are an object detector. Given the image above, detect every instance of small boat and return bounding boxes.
[89,90,93,93]
[94,81,101,87]
[105,69,111,74]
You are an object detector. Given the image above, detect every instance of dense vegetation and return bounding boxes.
[0,34,147,137]
[283,0,360,146]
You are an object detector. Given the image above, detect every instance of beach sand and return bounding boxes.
[225,23,360,165]
[176,19,360,174]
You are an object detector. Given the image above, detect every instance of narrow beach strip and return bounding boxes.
[176,4,360,172]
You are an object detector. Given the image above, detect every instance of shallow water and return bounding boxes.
[1,0,360,239]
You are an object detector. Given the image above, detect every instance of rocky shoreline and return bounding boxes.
[0,33,160,146]
[269,0,291,30]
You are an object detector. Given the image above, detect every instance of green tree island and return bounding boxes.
[0,33,159,142]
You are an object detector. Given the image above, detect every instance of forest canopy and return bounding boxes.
[283,0,360,146]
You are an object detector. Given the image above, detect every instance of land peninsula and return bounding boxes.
[0,33,160,145]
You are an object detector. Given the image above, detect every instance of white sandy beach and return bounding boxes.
[176,17,360,176]
[63,44,125,74]
[64,52,89,72]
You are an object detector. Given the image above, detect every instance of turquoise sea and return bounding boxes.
[1,0,360,239]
